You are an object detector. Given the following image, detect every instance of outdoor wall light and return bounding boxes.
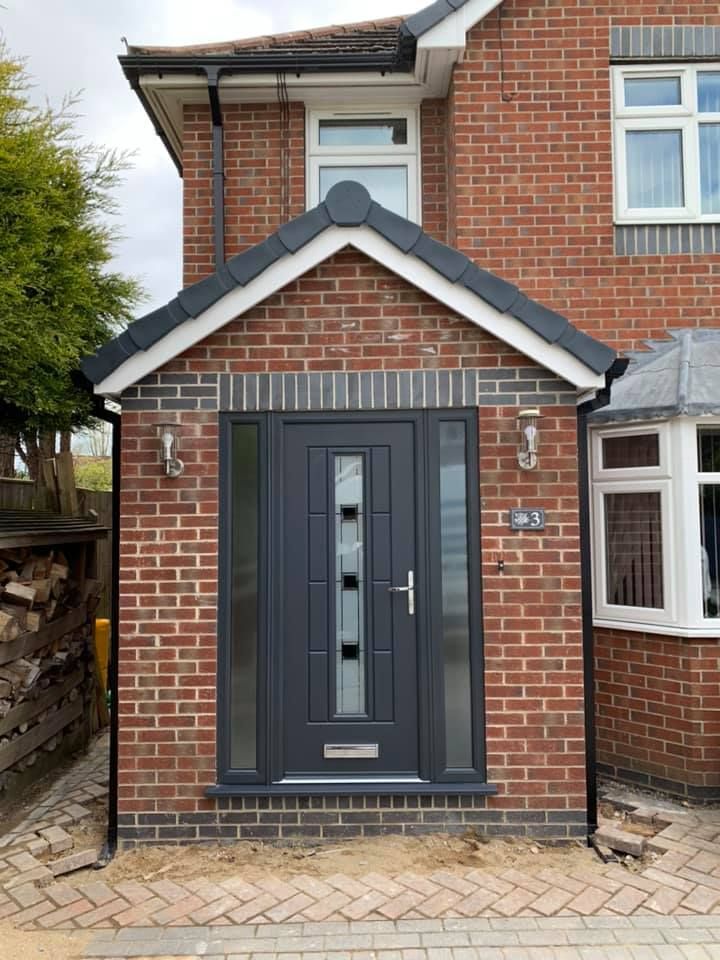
[517,408,541,471]
[158,422,184,478]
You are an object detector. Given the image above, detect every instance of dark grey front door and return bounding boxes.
[279,417,421,778]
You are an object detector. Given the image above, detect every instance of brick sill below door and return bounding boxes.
[206,782,499,798]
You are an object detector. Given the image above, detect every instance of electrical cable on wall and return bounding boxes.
[498,3,517,103]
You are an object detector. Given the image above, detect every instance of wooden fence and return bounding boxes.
[0,479,112,619]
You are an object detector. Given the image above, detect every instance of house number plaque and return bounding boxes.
[509,508,545,530]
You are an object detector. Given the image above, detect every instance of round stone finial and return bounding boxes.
[323,180,373,226]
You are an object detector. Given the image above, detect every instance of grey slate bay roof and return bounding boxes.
[81,182,616,387]
[589,329,720,423]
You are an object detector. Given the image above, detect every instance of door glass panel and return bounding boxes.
[626,130,684,208]
[604,491,664,608]
[319,166,408,217]
[335,454,365,715]
[624,76,681,107]
[319,118,408,146]
[230,424,259,769]
[439,421,473,769]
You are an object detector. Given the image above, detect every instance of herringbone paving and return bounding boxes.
[3,738,720,931]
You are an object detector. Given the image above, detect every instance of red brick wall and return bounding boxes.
[118,250,585,831]
[421,99,448,243]
[448,1,720,352]
[182,102,450,285]
[595,627,720,799]
[182,102,305,286]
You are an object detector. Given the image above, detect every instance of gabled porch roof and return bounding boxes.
[82,182,616,396]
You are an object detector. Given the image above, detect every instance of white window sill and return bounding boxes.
[594,617,720,638]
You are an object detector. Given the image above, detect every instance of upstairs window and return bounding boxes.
[306,108,420,222]
[612,65,720,223]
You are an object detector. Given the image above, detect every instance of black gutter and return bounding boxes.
[120,52,414,73]
[577,358,628,842]
[206,69,225,269]
[89,397,121,864]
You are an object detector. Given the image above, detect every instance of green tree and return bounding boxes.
[0,44,142,478]
[74,459,112,492]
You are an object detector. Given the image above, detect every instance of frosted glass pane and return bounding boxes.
[625,77,680,107]
[626,130,684,208]
[698,73,720,113]
[700,125,720,214]
[230,424,258,770]
[439,421,473,769]
[319,118,407,146]
[335,454,365,715]
[320,166,407,217]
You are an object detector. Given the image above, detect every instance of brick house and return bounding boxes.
[82,0,720,847]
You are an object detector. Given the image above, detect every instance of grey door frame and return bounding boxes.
[216,408,488,791]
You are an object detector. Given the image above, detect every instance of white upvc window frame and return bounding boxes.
[306,106,421,223]
[611,63,720,224]
[591,417,720,637]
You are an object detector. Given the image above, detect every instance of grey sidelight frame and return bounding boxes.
[215,409,489,793]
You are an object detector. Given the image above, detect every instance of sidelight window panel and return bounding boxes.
[229,424,259,769]
[438,421,473,769]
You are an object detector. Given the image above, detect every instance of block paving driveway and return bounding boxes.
[2,738,720,958]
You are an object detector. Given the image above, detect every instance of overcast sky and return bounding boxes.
[1,0,399,314]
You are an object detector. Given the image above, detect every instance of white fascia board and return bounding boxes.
[95,225,605,397]
[139,72,430,159]
[416,0,503,50]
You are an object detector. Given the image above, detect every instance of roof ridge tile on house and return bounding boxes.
[126,16,406,57]
[82,182,617,387]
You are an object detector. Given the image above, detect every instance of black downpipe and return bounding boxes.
[577,402,597,839]
[577,359,629,842]
[92,402,120,864]
[206,68,225,269]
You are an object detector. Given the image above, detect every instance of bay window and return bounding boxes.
[591,419,720,636]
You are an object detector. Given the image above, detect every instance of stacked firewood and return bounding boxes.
[0,547,84,638]
[0,546,104,793]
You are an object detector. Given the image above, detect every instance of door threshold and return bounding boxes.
[277,777,427,785]
[206,781,498,798]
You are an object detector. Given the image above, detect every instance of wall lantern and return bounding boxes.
[158,423,184,478]
[517,408,541,471]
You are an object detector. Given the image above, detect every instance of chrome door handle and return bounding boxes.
[388,570,415,615]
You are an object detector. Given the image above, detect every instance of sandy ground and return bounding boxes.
[0,922,90,959]
[82,833,599,885]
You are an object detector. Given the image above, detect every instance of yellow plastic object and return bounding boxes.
[94,618,110,695]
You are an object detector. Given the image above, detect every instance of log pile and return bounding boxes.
[0,545,104,794]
